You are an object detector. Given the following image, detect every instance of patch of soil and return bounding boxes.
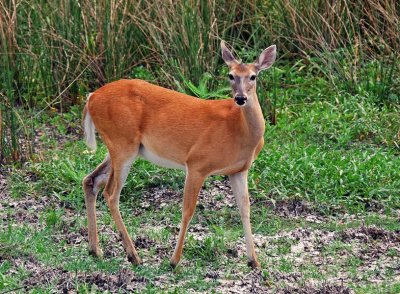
[0,195,63,230]
[199,179,236,211]
[10,256,61,290]
[337,225,400,283]
[222,224,398,292]
[59,269,147,293]
[139,187,181,211]
[154,244,171,259]
[214,269,345,294]
[135,235,156,249]
[280,284,353,294]
[268,271,303,291]
[213,269,268,293]
[134,178,265,214]
[340,225,400,243]
[205,270,220,279]
[13,254,147,293]
[63,226,87,245]
[267,198,313,217]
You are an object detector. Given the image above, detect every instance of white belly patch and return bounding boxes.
[138,145,185,170]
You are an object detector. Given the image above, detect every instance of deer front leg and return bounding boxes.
[170,169,206,267]
[229,170,260,269]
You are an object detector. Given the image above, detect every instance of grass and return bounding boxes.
[2,68,399,291]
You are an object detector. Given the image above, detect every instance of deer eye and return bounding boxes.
[228,74,234,81]
[250,75,257,81]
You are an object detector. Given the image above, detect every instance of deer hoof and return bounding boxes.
[169,256,180,269]
[88,247,103,259]
[127,254,142,265]
[247,259,261,269]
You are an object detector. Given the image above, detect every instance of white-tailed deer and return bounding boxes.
[82,41,276,268]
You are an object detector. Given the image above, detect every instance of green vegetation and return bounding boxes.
[1,0,399,160]
[2,74,399,290]
[0,0,399,292]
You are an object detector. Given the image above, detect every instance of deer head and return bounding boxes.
[221,41,276,106]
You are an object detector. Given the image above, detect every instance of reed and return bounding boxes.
[272,0,400,102]
[1,0,399,162]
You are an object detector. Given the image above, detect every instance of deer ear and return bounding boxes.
[221,41,239,66]
[255,45,276,72]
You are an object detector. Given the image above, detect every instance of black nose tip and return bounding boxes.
[234,96,247,105]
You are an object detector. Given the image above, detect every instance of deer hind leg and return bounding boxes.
[103,148,141,264]
[170,169,206,267]
[229,170,260,269]
[83,154,111,258]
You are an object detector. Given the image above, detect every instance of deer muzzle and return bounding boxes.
[234,95,247,106]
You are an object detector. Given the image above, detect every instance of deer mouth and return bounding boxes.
[234,96,247,106]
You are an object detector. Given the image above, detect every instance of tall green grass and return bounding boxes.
[269,0,400,102]
[1,0,399,162]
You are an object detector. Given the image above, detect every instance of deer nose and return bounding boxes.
[234,95,247,106]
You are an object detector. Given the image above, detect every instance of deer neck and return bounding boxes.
[240,93,265,142]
